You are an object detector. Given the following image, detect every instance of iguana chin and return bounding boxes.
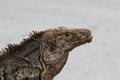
[0,27,92,80]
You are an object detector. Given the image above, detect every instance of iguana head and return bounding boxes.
[44,27,92,52]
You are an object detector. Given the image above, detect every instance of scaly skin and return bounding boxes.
[0,27,92,80]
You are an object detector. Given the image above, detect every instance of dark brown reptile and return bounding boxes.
[0,27,92,80]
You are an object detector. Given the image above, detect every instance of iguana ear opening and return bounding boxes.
[44,31,57,52]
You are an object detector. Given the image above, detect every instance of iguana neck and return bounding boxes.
[19,34,45,58]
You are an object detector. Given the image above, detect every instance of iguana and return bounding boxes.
[0,27,92,80]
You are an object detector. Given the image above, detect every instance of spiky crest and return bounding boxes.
[0,31,44,60]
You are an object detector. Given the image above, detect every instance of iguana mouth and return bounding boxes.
[86,35,93,43]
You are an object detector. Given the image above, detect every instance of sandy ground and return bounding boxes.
[0,0,120,80]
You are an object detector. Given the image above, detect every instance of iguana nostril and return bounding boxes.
[86,30,91,35]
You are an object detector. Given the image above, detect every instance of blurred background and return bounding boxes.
[0,0,120,80]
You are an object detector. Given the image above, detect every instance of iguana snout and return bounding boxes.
[76,29,92,43]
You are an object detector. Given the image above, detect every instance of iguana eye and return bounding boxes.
[64,32,72,39]
[65,32,70,37]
